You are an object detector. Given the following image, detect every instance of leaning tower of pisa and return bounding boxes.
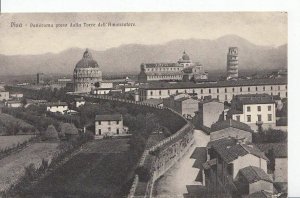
[227,47,238,79]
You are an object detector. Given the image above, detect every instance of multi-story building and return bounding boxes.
[138,51,207,82]
[163,93,199,119]
[95,114,126,136]
[73,49,102,93]
[226,94,276,130]
[138,78,287,102]
[194,100,224,129]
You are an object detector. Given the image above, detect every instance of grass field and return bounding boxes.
[0,113,36,135]
[0,135,35,151]
[0,142,59,192]
[28,138,134,198]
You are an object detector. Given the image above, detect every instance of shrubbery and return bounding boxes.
[253,128,287,143]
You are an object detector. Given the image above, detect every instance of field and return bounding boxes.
[0,142,59,192]
[28,138,134,197]
[0,135,35,151]
[0,113,36,135]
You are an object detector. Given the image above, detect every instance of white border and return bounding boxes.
[1,0,300,196]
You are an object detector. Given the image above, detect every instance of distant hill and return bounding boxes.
[0,35,287,76]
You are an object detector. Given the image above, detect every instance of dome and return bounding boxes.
[75,49,99,69]
[182,51,190,60]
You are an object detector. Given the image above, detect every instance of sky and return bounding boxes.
[0,12,287,55]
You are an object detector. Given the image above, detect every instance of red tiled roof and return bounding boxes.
[210,119,253,133]
[238,166,272,183]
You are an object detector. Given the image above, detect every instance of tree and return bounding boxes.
[41,125,59,141]
[266,148,275,173]
[61,123,79,139]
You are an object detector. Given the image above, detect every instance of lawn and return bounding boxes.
[0,142,59,192]
[28,138,134,198]
[0,135,35,151]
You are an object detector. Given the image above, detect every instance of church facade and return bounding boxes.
[138,51,207,82]
[73,49,102,93]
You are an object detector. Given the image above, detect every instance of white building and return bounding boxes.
[46,102,68,114]
[5,100,22,108]
[74,97,85,107]
[226,94,276,130]
[0,91,9,101]
[10,93,24,99]
[138,78,287,102]
[95,114,127,136]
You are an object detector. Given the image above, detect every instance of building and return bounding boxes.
[163,93,199,119]
[196,138,269,197]
[95,114,127,136]
[37,73,45,84]
[194,100,224,129]
[226,94,276,130]
[5,100,23,108]
[0,90,9,101]
[73,49,102,93]
[138,77,287,102]
[210,119,253,142]
[46,101,68,114]
[256,143,287,183]
[182,65,208,82]
[138,51,207,82]
[227,47,239,79]
[74,97,85,108]
[10,93,23,99]
[235,166,273,196]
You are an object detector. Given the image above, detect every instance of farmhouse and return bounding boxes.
[95,114,127,136]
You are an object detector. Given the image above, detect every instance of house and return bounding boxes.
[10,93,24,99]
[226,94,276,131]
[5,100,23,108]
[194,100,224,129]
[256,143,287,183]
[210,119,253,142]
[163,93,199,119]
[0,90,9,101]
[95,114,127,136]
[74,97,85,107]
[46,101,68,114]
[196,138,269,196]
[235,166,273,196]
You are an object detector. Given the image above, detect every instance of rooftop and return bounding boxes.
[142,63,182,68]
[142,98,163,106]
[139,78,287,90]
[47,102,68,106]
[238,166,272,183]
[207,138,268,163]
[233,94,275,105]
[210,119,253,133]
[95,114,122,121]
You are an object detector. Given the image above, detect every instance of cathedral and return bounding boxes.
[73,49,102,93]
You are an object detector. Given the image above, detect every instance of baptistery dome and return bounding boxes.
[73,49,102,93]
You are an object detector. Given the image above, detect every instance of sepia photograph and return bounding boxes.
[0,11,288,197]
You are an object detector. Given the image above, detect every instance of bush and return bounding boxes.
[41,125,59,141]
[61,123,78,136]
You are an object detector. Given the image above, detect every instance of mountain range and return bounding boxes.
[0,35,287,76]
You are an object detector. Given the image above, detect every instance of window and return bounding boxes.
[247,115,251,122]
[217,88,219,93]
[256,87,258,91]
[268,105,271,111]
[240,87,242,92]
[159,91,161,95]
[263,86,265,91]
[201,89,203,94]
[268,114,272,121]
[150,91,153,96]
[108,121,111,125]
[247,106,251,112]
[217,95,219,100]
[278,86,280,90]
[248,87,250,92]
[225,88,227,93]
[236,115,240,122]
[117,129,119,134]
[108,127,111,131]
[232,88,235,92]
[98,121,101,125]
[98,129,101,135]
[225,95,227,101]
[168,90,170,95]
[257,115,262,122]
[257,106,261,111]
[271,86,273,91]
[209,89,211,94]
[116,121,119,124]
